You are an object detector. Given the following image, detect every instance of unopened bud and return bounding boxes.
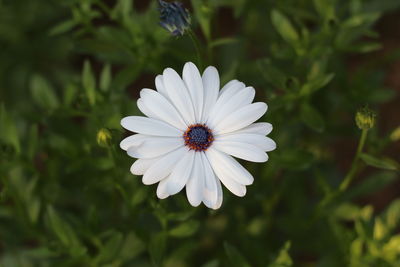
[158,0,191,36]
[390,126,400,142]
[97,128,112,147]
[355,107,376,130]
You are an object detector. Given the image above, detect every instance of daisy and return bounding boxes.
[120,62,276,209]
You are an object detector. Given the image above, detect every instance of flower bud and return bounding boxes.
[355,107,376,130]
[390,126,400,142]
[158,0,191,36]
[97,128,112,147]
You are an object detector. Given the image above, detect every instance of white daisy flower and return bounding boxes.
[120,62,276,209]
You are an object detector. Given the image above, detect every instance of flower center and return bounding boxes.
[183,124,214,151]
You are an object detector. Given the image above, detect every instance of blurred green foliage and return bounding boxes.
[1,0,400,266]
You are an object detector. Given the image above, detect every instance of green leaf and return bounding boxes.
[210,38,238,48]
[335,13,381,47]
[100,64,112,92]
[46,206,87,257]
[334,203,361,221]
[350,238,363,262]
[26,124,38,160]
[271,10,299,46]
[96,232,123,264]
[118,232,145,261]
[0,104,20,153]
[191,0,212,40]
[30,75,59,110]
[149,232,167,267]
[360,153,399,171]
[47,206,74,246]
[27,199,41,225]
[300,104,325,132]
[119,0,133,21]
[382,235,400,261]
[201,259,219,267]
[269,241,292,267]
[275,149,315,170]
[169,220,200,238]
[373,218,386,240]
[258,59,287,89]
[350,42,382,53]
[300,73,335,96]
[345,172,397,200]
[313,0,335,20]
[63,83,78,106]
[385,199,400,231]
[49,20,77,36]
[130,186,149,207]
[82,60,96,106]
[224,242,251,267]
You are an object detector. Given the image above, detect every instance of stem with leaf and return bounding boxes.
[188,30,203,69]
[339,129,368,192]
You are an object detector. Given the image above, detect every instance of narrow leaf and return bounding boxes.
[300,104,325,132]
[360,153,399,171]
[30,75,59,110]
[82,60,96,106]
[271,10,299,45]
[224,242,251,267]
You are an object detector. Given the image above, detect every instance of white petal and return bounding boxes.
[163,68,196,125]
[216,133,276,151]
[121,116,182,137]
[215,177,223,209]
[206,148,247,197]
[201,153,222,209]
[166,150,195,195]
[137,98,158,119]
[140,89,187,130]
[186,153,204,207]
[213,102,268,134]
[201,66,220,123]
[130,157,160,175]
[206,147,254,184]
[219,79,242,96]
[213,141,268,162]
[142,147,187,185]
[120,134,148,151]
[183,62,203,122]
[155,75,168,99]
[127,138,183,158]
[206,80,245,124]
[208,87,255,129]
[157,178,169,199]
[231,122,273,136]
[263,137,276,152]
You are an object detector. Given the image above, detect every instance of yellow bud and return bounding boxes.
[390,126,400,142]
[97,128,112,147]
[355,107,376,130]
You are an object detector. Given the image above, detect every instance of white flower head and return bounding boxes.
[120,62,276,209]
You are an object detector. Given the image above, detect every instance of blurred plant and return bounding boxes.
[0,0,399,266]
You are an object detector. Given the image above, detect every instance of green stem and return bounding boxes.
[188,30,203,69]
[339,129,368,192]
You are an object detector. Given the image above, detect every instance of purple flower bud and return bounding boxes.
[158,0,191,36]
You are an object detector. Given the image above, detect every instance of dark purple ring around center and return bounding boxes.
[183,124,214,151]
